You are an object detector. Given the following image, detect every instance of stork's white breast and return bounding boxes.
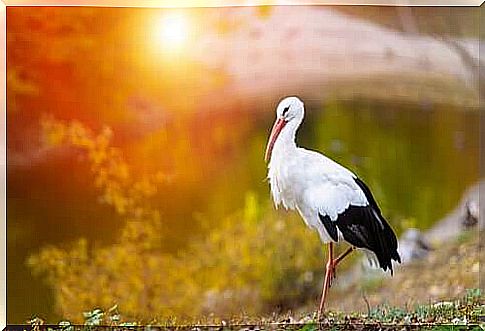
[268,148,369,228]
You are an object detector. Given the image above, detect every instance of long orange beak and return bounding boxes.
[265,118,287,162]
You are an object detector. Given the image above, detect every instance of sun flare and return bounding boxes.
[155,12,189,51]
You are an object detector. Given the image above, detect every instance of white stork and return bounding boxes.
[264,96,401,319]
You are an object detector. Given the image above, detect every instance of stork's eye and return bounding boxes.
[282,106,290,117]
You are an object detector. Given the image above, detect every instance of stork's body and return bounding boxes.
[265,97,401,319]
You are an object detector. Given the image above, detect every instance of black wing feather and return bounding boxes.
[319,213,339,242]
[318,177,401,274]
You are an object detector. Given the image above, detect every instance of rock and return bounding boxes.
[463,199,479,228]
[398,228,433,263]
[426,179,484,244]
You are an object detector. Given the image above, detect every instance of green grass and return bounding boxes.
[27,289,484,330]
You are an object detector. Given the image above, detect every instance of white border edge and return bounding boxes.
[2,0,485,7]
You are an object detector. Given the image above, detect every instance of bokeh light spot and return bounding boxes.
[155,12,189,51]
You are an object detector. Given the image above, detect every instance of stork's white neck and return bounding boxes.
[271,117,301,162]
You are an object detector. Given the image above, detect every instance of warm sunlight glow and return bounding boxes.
[155,12,189,51]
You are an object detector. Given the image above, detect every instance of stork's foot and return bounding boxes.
[316,305,332,324]
[317,261,335,320]
[316,309,324,323]
[317,246,356,320]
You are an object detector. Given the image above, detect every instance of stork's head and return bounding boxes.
[265,96,304,162]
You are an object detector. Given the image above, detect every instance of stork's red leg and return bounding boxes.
[330,246,355,279]
[317,242,334,320]
[334,246,355,266]
[317,245,355,320]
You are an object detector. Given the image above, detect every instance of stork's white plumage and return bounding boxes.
[265,96,401,318]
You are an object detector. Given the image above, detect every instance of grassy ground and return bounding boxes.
[26,229,484,330]
[26,290,485,330]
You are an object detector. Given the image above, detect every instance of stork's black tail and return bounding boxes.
[319,177,401,274]
[350,177,401,273]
